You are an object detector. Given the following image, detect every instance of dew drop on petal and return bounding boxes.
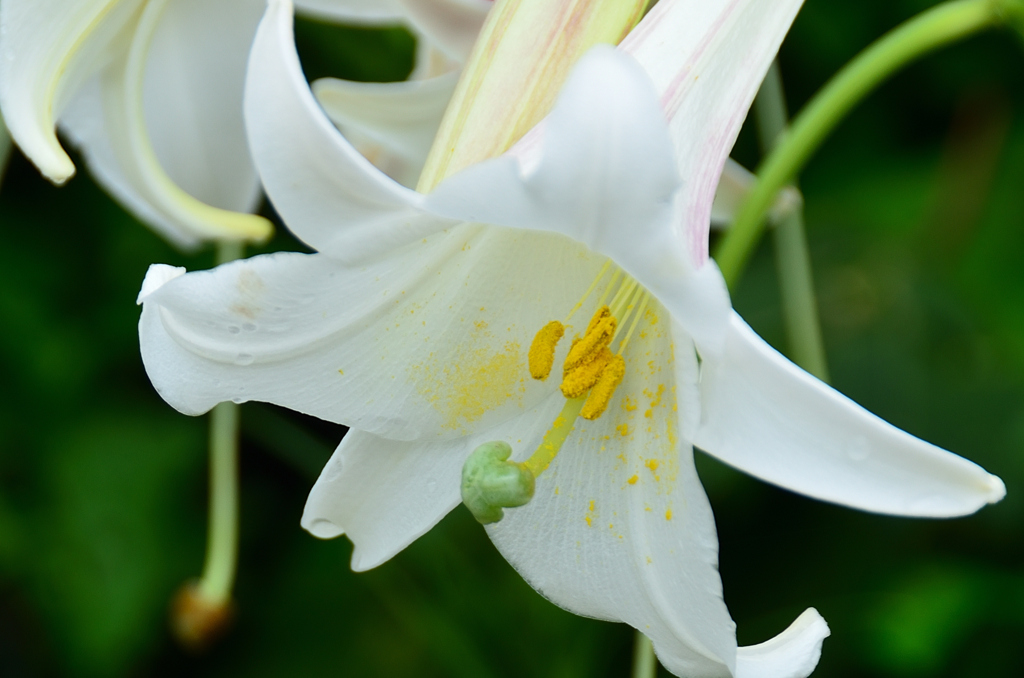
[235,353,255,366]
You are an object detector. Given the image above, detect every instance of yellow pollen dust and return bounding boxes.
[528,320,564,380]
[581,353,625,420]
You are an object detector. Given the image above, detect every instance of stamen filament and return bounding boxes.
[596,268,624,308]
[608,277,639,318]
[523,396,587,477]
[616,292,650,356]
[564,260,612,323]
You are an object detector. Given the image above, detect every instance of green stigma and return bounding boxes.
[461,441,536,525]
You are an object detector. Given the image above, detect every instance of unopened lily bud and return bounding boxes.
[461,441,536,524]
[170,580,234,652]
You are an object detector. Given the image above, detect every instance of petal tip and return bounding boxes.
[137,264,186,304]
[735,608,829,678]
[302,516,345,540]
[985,474,1006,504]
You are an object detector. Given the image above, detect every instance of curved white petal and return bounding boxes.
[622,0,806,265]
[245,0,453,263]
[60,0,272,244]
[424,47,732,353]
[139,227,605,439]
[302,394,563,571]
[398,0,490,63]
[0,0,142,182]
[312,71,458,167]
[294,0,405,23]
[695,313,1006,517]
[490,316,741,677]
[735,609,829,678]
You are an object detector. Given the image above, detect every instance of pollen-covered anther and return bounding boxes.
[581,354,626,420]
[564,307,616,372]
[528,320,565,380]
[560,348,613,398]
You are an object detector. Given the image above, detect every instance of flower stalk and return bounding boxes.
[715,0,1002,285]
[170,241,243,649]
[753,61,829,382]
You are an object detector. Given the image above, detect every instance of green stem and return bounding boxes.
[754,62,830,382]
[715,0,1000,286]
[196,240,245,604]
[631,631,656,678]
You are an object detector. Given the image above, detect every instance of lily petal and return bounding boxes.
[695,313,1006,517]
[490,313,803,678]
[312,70,458,169]
[59,0,271,246]
[245,0,453,263]
[0,0,142,182]
[139,227,605,438]
[303,394,564,572]
[424,47,732,353]
[621,0,806,265]
[735,608,830,678]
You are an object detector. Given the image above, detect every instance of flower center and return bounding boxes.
[522,264,651,476]
[460,265,657,524]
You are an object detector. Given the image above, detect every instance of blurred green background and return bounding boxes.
[1,1,1023,676]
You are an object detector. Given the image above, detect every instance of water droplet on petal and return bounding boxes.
[235,353,254,366]
[227,325,241,334]
[242,323,257,332]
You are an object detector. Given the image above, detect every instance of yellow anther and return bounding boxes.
[560,348,613,399]
[564,308,616,372]
[528,320,565,380]
[584,305,611,335]
[581,354,626,420]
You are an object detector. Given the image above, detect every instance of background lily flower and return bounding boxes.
[137,0,1005,676]
[0,0,480,247]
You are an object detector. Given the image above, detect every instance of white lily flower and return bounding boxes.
[137,0,1005,676]
[0,0,468,247]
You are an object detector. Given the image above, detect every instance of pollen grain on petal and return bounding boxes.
[528,320,565,380]
[581,354,625,420]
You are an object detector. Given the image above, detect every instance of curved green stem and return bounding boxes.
[631,631,656,678]
[197,400,240,604]
[755,62,830,382]
[196,240,245,604]
[715,0,1001,286]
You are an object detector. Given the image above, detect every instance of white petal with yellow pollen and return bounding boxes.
[302,394,565,572]
[0,0,143,182]
[695,313,1007,517]
[313,71,458,170]
[61,0,271,246]
[139,227,604,440]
